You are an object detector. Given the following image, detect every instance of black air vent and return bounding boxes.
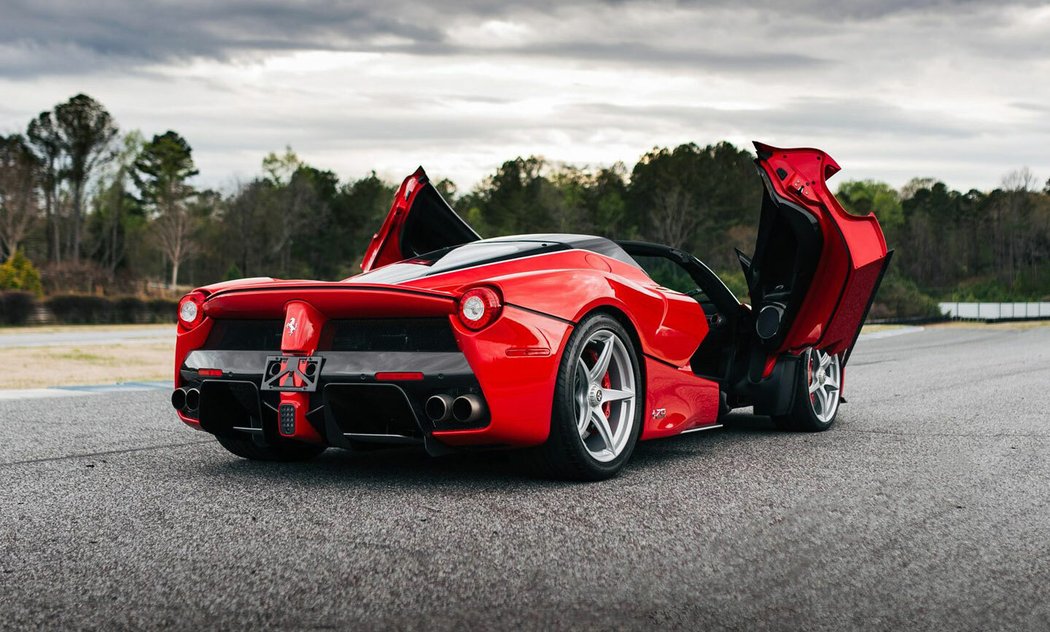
[326,319,458,352]
[203,317,459,353]
[204,319,283,351]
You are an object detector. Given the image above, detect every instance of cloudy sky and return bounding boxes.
[2,0,1048,192]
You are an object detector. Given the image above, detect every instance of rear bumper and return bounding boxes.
[175,306,572,452]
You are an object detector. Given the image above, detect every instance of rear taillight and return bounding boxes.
[458,286,502,330]
[177,291,205,329]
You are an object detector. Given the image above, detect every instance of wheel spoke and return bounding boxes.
[578,405,591,438]
[590,409,615,453]
[577,358,590,384]
[588,337,615,382]
[814,387,828,415]
[823,385,838,420]
[601,388,634,402]
[803,349,841,423]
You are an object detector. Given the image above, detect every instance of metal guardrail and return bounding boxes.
[939,302,1050,320]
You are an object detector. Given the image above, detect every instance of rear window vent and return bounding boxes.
[204,319,283,351]
[326,318,458,352]
[202,317,459,353]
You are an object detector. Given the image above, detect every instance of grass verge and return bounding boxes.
[0,342,172,389]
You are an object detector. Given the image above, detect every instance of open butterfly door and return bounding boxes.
[746,142,892,367]
[360,167,481,272]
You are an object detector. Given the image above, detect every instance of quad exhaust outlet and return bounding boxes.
[171,388,186,411]
[425,393,487,424]
[451,394,485,424]
[171,387,201,413]
[185,388,200,412]
[425,394,454,423]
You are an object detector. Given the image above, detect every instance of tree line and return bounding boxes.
[2,93,1049,318]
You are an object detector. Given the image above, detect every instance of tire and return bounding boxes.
[773,347,842,432]
[532,313,644,481]
[216,434,327,462]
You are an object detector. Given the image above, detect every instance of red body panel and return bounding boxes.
[434,306,570,447]
[360,168,427,272]
[754,144,889,356]
[642,360,720,438]
[401,249,708,367]
[279,301,327,442]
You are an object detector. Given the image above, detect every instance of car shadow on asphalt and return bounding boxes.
[197,411,782,487]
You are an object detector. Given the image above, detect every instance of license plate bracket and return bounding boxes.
[261,356,324,392]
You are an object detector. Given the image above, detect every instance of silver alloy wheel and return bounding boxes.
[573,329,637,462]
[807,348,841,423]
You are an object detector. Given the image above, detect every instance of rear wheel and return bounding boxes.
[216,434,326,461]
[773,347,841,432]
[533,314,643,481]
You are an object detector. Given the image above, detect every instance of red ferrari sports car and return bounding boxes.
[172,142,890,480]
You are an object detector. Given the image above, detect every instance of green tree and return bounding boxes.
[836,179,904,231]
[334,172,397,273]
[54,94,119,262]
[262,146,302,186]
[0,249,43,295]
[628,142,761,267]
[89,131,145,274]
[134,131,199,288]
[26,111,64,263]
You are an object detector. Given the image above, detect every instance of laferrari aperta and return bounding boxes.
[173,143,890,480]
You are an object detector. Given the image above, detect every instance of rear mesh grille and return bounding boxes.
[279,404,296,435]
[326,319,458,352]
[204,320,283,351]
[203,318,458,352]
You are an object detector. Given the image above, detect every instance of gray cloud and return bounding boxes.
[1,0,1048,191]
[2,0,1043,76]
[568,98,986,140]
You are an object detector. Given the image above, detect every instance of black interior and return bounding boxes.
[399,180,480,258]
[618,241,749,384]
[745,187,823,352]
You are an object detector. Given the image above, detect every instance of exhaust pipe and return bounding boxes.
[451,394,486,424]
[185,388,201,412]
[171,388,187,411]
[425,394,454,423]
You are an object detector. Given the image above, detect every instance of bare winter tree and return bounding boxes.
[650,185,697,250]
[996,167,1039,282]
[0,135,40,260]
[151,210,197,288]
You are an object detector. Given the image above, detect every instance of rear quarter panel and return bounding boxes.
[405,249,708,367]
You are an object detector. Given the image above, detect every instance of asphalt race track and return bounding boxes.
[2,326,1048,631]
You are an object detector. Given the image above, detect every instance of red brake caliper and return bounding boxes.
[601,371,612,418]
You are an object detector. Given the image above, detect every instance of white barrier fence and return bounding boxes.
[939,302,1050,320]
